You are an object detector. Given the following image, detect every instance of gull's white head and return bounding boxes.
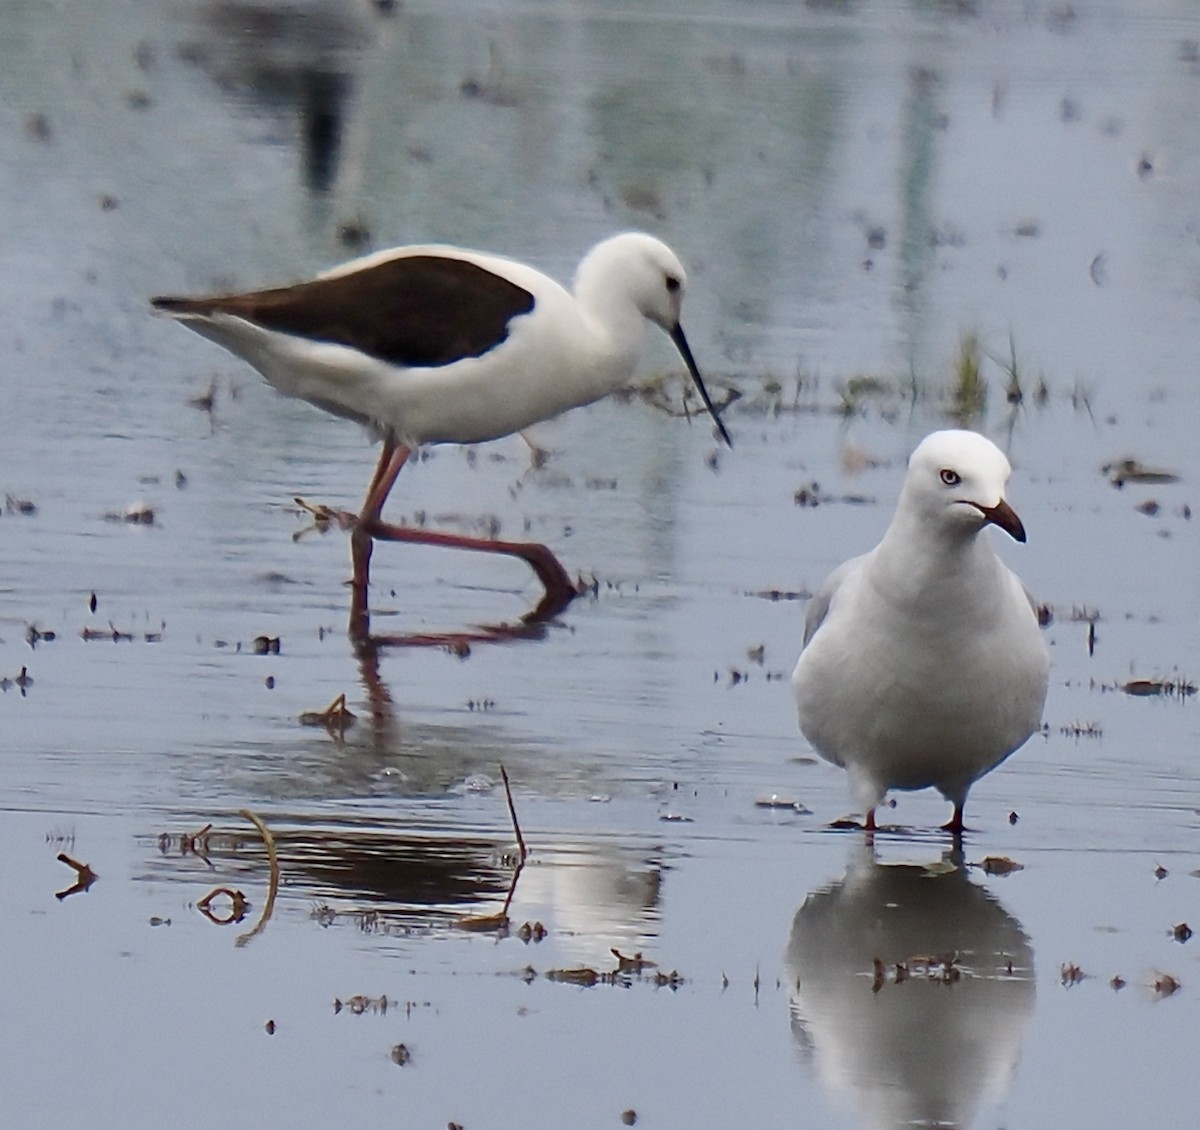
[900,429,1026,542]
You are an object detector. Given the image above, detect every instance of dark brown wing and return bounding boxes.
[152,254,536,368]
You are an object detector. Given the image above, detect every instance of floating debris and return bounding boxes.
[621,1109,638,1126]
[188,377,218,413]
[299,693,356,737]
[1103,458,1180,488]
[980,856,1024,876]
[1110,975,1126,991]
[754,793,811,814]
[1171,922,1193,944]
[390,1043,411,1067]
[1152,972,1181,998]
[252,635,281,655]
[196,886,249,925]
[264,1019,276,1035]
[25,624,55,647]
[0,666,34,694]
[335,994,390,1016]
[5,494,37,515]
[516,921,546,944]
[105,502,155,525]
[546,966,600,988]
[749,588,811,602]
[611,949,656,975]
[56,852,98,900]
[1060,962,1087,986]
[1154,863,1169,881]
[1122,678,1196,699]
[1060,720,1103,738]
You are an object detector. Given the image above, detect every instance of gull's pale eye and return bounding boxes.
[939,468,961,486]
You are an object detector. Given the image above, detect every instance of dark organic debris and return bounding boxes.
[516,921,547,944]
[0,666,34,694]
[873,952,963,991]
[793,481,876,508]
[253,635,281,655]
[1171,922,1193,944]
[299,693,356,738]
[390,1043,411,1067]
[25,624,56,648]
[81,622,162,643]
[105,502,155,525]
[1103,458,1180,489]
[335,994,390,1016]
[1121,678,1196,699]
[749,588,812,602]
[612,949,657,975]
[56,853,98,900]
[1060,720,1103,738]
[1152,972,1181,998]
[1060,962,1087,987]
[5,494,37,516]
[197,886,249,925]
[754,793,811,814]
[980,855,1024,876]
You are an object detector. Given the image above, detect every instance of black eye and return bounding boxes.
[665,275,681,294]
[940,468,961,486]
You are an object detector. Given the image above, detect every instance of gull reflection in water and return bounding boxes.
[786,843,1034,1130]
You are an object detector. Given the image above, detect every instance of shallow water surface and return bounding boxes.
[2,1,1199,1127]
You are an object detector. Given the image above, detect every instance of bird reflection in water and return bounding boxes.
[786,842,1034,1130]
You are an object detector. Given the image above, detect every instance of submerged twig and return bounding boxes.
[456,765,530,932]
[500,764,527,864]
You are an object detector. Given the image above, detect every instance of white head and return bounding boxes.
[574,232,731,447]
[899,430,1026,542]
[574,231,689,331]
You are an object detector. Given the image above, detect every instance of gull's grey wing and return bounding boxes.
[802,557,860,649]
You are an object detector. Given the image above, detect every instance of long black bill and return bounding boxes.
[975,498,1027,543]
[669,323,732,448]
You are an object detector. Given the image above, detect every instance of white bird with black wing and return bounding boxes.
[154,232,730,636]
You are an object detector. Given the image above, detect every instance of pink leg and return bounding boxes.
[864,807,878,832]
[349,441,411,639]
[347,439,581,640]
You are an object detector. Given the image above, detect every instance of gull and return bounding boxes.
[152,232,730,636]
[792,430,1048,833]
